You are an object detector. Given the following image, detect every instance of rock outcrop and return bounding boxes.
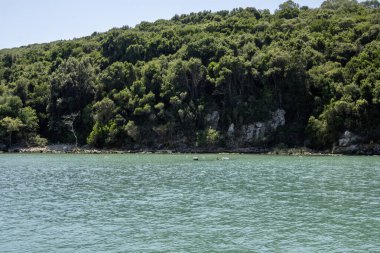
[334,144,380,155]
[240,109,286,143]
[205,111,220,129]
[227,123,235,138]
[338,131,361,146]
[241,122,267,142]
[269,109,286,129]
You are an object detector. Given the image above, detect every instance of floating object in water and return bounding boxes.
[193,157,199,160]
[221,157,230,160]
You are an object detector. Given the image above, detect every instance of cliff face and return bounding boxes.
[202,109,285,147]
[238,109,286,145]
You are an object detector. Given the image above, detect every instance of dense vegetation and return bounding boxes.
[0,0,379,150]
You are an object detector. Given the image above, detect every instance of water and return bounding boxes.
[0,154,379,252]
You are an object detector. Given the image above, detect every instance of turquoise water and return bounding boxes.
[0,154,379,252]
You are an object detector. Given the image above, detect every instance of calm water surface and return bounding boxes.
[0,154,379,252]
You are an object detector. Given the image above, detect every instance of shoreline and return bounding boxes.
[2,144,379,156]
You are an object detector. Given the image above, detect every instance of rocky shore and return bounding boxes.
[1,143,379,156]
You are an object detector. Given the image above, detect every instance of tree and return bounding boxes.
[196,127,220,146]
[0,95,23,118]
[50,57,96,115]
[98,61,135,95]
[276,0,300,19]
[361,0,380,8]
[87,98,117,147]
[92,98,115,125]
[0,117,24,146]
[125,120,139,141]
[19,106,39,141]
[49,57,96,140]
[321,0,360,12]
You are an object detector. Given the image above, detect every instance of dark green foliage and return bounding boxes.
[48,57,96,142]
[276,0,300,19]
[98,61,135,96]
[0,0,379,149]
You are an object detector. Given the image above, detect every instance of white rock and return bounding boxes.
[240,109,285,143]
[269,109,286,129]
[227,123,235,137]
[339,131,361,147]
[205,111,220,129]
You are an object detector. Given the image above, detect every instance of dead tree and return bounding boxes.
[62,112,79,148]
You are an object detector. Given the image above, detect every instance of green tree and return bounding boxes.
[0,116,24,146]
[49,57,96,141]
[125,120,140,141]
[93,98,115,125]
[98,61,135,96]
[276,0,300,19]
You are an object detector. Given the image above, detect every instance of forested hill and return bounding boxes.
[0,0,379,151]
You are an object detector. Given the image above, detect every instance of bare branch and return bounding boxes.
[62,112,80,148]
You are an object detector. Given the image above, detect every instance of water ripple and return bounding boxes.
[0,154,379,252]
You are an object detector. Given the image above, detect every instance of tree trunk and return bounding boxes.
[71,125,78,148]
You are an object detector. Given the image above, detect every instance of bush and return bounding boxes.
[196,127,220,146]
[29,135,48,147]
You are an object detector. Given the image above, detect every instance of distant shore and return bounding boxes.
[2,143,379,156]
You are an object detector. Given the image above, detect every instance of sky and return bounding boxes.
[1,0,326,49]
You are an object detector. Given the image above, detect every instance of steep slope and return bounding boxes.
[0,0,379,151]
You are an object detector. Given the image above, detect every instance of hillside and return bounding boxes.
[0,0,379,152]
